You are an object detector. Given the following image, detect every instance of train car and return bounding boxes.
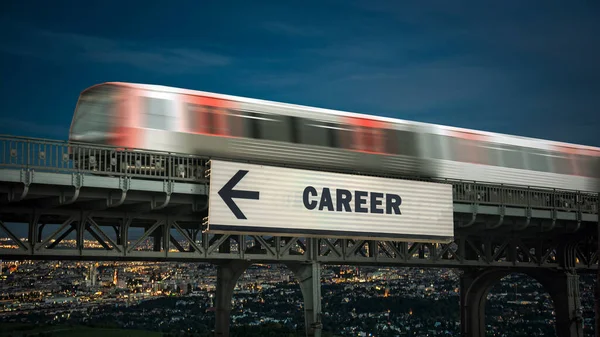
[68,82,600,193]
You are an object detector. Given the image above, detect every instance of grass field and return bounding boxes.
[0,324,162,337]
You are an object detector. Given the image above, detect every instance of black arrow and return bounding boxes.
[218,170,260,220]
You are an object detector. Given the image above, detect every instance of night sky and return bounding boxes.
[1,1,599,146]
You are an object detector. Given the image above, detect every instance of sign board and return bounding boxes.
[207,160,454,242]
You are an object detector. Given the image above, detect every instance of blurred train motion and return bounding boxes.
[68,82,600,193]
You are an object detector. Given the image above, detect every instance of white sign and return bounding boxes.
[207,160,454,242]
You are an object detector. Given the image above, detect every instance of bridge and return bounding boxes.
[0,135,598,337]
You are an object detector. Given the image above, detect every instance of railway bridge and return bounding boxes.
[0,135,598,337]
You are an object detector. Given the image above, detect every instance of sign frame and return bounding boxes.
[207,159,454,243]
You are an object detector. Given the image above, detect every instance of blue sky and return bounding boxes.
[1,0,599,146]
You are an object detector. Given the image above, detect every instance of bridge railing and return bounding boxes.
[0,135,208,182]
[0,135,597,214]
[453,182,598,214]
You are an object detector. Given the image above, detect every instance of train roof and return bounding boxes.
[84,82,600,154]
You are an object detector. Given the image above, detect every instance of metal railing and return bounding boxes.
[0,135,597,214]
[453,182,598,214]
[0,135,208,182]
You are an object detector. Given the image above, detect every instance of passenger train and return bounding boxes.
[68,82,600,193]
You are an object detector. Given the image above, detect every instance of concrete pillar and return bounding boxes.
[459,268,499,337]
[546,271,583,337]
[460,268,583,337]
[286,262,323,337]
[214,260,251,337]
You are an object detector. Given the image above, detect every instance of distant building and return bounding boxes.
[44,297,78,304]
[85,263,98,287]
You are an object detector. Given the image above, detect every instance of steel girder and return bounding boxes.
[0,135,598,270]
[0,203,597,270]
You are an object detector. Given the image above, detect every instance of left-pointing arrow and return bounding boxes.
[217,170,260,220]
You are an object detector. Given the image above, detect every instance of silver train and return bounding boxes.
[68,82,600,193]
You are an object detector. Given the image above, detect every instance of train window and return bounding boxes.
[397,129,418,157]
[501,146,526,170]
[323,123,336,147]
[425,134,448,160]
[144,97,176,131]
[247,112,261,138]
[300,118,329,147]
[210,108,229,135]
[572,155,583,177]
[550,154,573,175]
[527,152,550,172]
[383,129,398,154]
[384,129,418,157]
[289,116,300,143]
[332,123,353,149]
[354,126,369,150]
[312,122,351,149]
[187,104,230,135]
[449,137,488,164]
[227,109,252,138]
[257,114,291,142]
[72,85,116,136]
[592,157,600,178]
[352,126,385,153]
[206,107,216,133]
[450,138,463,162]
[591,157,600,178]
[186,103,198,132]
[481,147,498,166]
[478,143,503,167]
[225,110,290,141]
[575,155,598,178]
[186,103,209,134]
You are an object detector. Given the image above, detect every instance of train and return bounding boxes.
[68,82,600,193]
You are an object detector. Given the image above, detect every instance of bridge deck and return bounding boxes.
[0,135,597,269]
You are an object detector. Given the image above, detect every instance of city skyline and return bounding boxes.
[2,259,593,336]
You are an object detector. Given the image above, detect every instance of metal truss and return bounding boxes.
[0,135,598,270]
[0,206,597,270]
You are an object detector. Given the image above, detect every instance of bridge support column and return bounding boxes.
[549,271,583,337]
[460,268,583,337]
[459,269,489,337]
[214,260,251,337]
[286,262,323,337]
